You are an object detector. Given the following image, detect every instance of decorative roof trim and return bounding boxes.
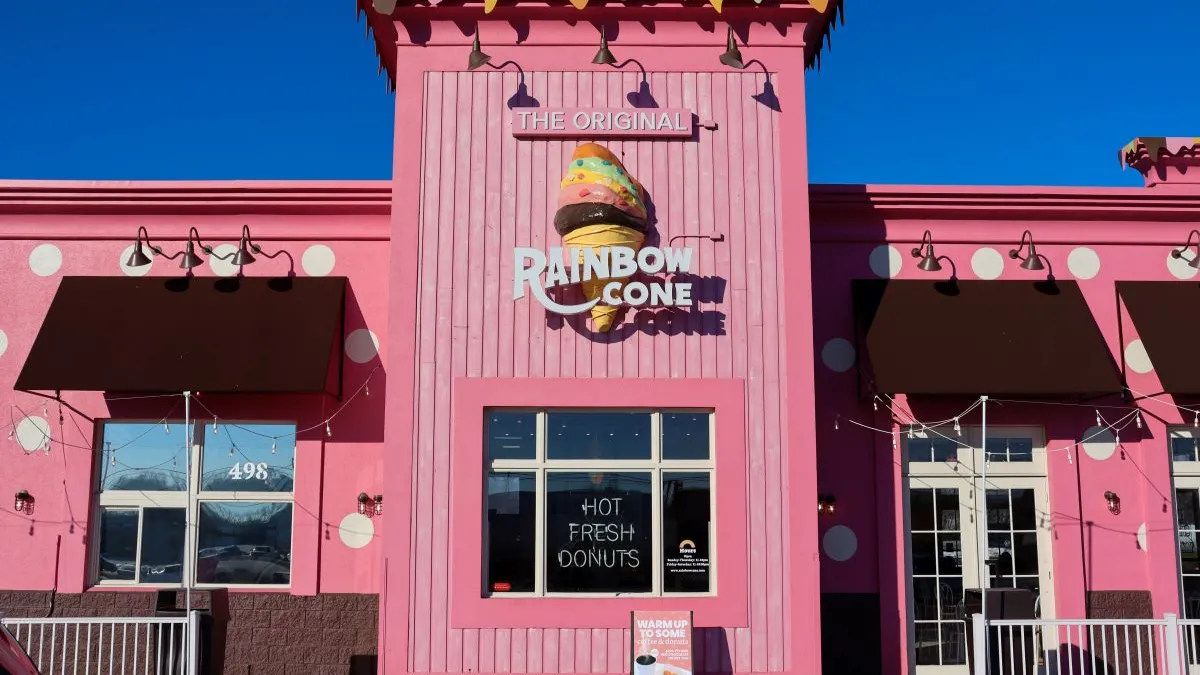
[1120,137,1200,169]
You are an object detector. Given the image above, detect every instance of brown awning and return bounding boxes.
[1118,281,1200,395]
[853,279,1121,396]
[15,276,346,394]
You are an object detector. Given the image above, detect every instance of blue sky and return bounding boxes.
[1,1,1195,186]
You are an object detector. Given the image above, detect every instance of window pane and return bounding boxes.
[911,533,936,575]
[936,489,960,532]
[201,423,296,492]
[486,472,536,593]
[140,508,185,584]
[1174,437,1198,463]
[487,412,537,461]
[545,472,652,593]
[909,489,934,532]
[196,502,292,585]
[662,472,711,593]
[99,422,187,492]
[1181,490,1200,529]
[661,413,711,460]
[97,509,138,581]
[546,413,651,460]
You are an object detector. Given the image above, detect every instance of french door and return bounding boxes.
[904,427,1055,675]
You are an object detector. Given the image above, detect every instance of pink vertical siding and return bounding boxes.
[409,70,787,673]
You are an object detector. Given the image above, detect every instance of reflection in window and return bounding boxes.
[907,437,960,464]
[99,423,187,492]
[986,489,1039,593]
[196,502,292,585]
[909,487,965,666]
[97,509,138,581]
[95,420,297,587]
[201,423,296,492]
[486,472,536,593]
[546,412,652,460]
[140,508,186,584]
[662,414,712,460]
[1176,438,1200,463]
[487,412,537,461]
[984,438,1034,463]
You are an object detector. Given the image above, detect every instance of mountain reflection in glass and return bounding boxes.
[196,502,292,585]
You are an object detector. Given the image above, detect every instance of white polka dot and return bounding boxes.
[302,245,337,277]
[208,243,240,277]
[971,247,1005,280]
[1081,425,1117,461]
[1168,249,1199,279]
[822,525,858,562]
[338,513,375,549]
[345,329,380,364]
[1137,523,1148,551]
[28,244,62,277]
[119,244,153,277]
[869,245,903,279]
[821,338,856,373]
[1125,340,1153,374]
[15,416,51,453]
[0,330,7,358]
[1067,247,1101,280]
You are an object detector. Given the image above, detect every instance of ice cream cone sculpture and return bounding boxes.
[555,143,649,332]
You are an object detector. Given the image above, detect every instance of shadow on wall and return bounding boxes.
[810,184,890,675]
[103,281,386,444]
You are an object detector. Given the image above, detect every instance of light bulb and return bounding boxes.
[1096,411,1102,427]
[907,427,914,439]
[229,447,234,457]
[1193,411,1197,428]
[213,417,219,433]
[1136,411,1142,429]
[326,422,332,438]
[42,404,48,417]
[1115,433,1120,446]
[873,398,878,411]
[271,441,277,454]
[834,417,839,431]
[365,383,371,397]
[163,422,170,434]
[954,418,961,436]
[111,455,116,466]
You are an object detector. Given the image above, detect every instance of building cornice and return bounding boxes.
[0,181,393,216]
[810,183,1200,222]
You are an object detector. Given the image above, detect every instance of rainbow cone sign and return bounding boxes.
[631,610,694,675]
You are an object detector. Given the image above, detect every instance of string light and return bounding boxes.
[271,441,277,454]
[163,421,170,434]
[213,417,219,433]
[834,416,839,431]
[1136,411,1143,429]
[954,418,961,436]
[326,422,333,438]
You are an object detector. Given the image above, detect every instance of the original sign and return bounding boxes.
[513,245,695,315]
[631,610,694,675]
[511,108,694,139]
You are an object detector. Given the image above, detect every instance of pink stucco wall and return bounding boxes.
[810,186,1200,674]
[0,182,391,596]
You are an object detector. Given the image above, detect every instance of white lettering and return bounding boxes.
[573,111,590,130]
[516,111,532,129]
[551,111,566,130]
[611,247,637,277]
[531,111,550,129]
[614,111,632,130]
[513,246,701,314]
[592,111,606,130]
[673,112,686,130]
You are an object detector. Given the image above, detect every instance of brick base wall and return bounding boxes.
[0,591,378,675]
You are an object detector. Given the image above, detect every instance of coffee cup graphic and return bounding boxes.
[634,654,657,675]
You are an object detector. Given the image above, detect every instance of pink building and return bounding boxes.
[4,3,1200,675]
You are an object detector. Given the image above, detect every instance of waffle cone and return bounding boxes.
[562,223,646,332]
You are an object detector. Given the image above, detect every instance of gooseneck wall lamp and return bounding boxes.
[1171,230,1200,270]
[125,227,164,268]
[1008,230,1046,271]
[592,27,617,66]
[467,28,492,71]
[719,27,747,70]
[911,230,943,272]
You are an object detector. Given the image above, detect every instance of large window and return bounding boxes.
[484,409,714,597]
[94,420,296,587]
[1170,428,1200,618]
[903,426,1053,674]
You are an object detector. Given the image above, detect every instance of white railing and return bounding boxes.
[1,615,198,675]
[973,614,1189,675]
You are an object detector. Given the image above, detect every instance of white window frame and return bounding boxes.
[92,419,296,589]
[902,425,1055,674]
[1168,427,1200,619]
[485,408,716,598]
